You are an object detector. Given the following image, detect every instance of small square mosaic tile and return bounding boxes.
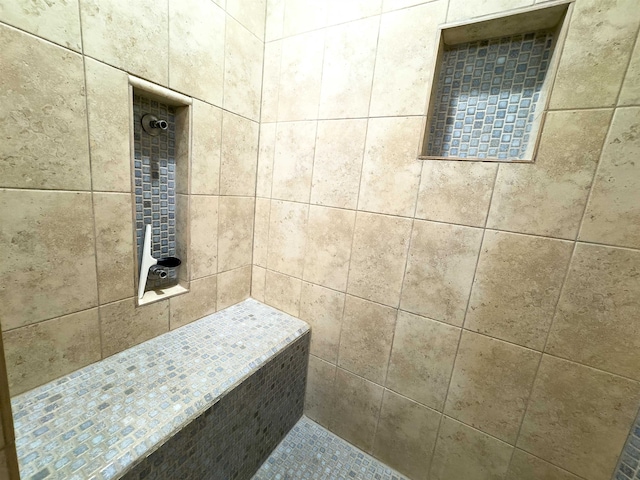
[614,410,640,480]
[426,30,554,160]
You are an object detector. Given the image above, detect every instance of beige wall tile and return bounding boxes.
[100,298,169,357]
[261,41,282,122]
[311,119,367,209]
[401,220,483,326]
[220,112,259,196]
[282,0,327,37]
[253,198,271,267]
[94,193,136,305]
[267,200,308,277]
[0,449,7,480]
[338,296,397,384]
[271,121,317,202]
[0,190,98,330]
[217,265,251,310]
[518,355,640,480]
[465,231,573,350]
[190,195,218,279]
[431,417,513,480]
[359,116,423,216]
[303,206,355,291]
[327,0,382,25]
[330,368,384,453]
[347,212,412,307]
[580,107,640,248]
[81,0,168,84]
[264,270,302,316]
[305,355,336,428]
[4,309,101,395]
[506,449,582,480]
[251,265,266,301]
[278,30,325,121]
[369,2,447,116]
[0,26,90,190]
[382,0,436,12]
[446,0,533,22]
[299,282,345,363]
[319,17,379,119]
[176,194,191,282]
[373,390,441,480]
[218,196,254,272]
[487,109,613,239]
[85,59,131,193]
[0,0,81,51]
[550,0,640,109]
[265,0,285,41]
[416,161,498,227]
[546,243,640,380]
[224,17,264,120]
[169,275,217,330]
[226,0,266,39]
[445,332,540,444]
[386,311,459,411]
[619,37,640,105]
[191,100,222,195]
[257,123,276,197]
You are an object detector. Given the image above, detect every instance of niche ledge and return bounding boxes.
[138,283,189,306]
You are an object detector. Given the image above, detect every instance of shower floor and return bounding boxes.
[252,416,408,480]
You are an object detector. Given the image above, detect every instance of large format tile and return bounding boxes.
[327,0,382,25]
[190,196,218,279]
[0,26,90,190]
[518,355,640,480]
[218,196,254,272]
[264,270,302,316]
[506,449,582,480]
[169,275,217,330]
[256,123,276,197]
[546,243,640,380]
[265,0,284,41]
[299,283,344,363]
[304,355,336,428]
[465,231,573,350]
[251,266,266,302]
[446,0,533,21]
[217,266,251,310]
[226,0,266,39]
[619,38,640,105]
[271,121,317,202]
[220,112,259,196]
[253,198,270,267]
[260,41,282,123]
[0,190,98,330]
[267,200,308,278]
[191,100,222,195]
[282,0,327,37]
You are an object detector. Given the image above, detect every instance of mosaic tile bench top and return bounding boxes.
[11,299,310,480]
[252,416,409,480]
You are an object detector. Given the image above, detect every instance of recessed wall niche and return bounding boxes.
[420,1,572,162]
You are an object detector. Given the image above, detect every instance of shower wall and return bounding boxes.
[253,1,640,479]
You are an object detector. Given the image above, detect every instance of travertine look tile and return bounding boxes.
[370,2,447,116]
[278,30,325,121]
[175,108,191,196]
[401,220,483,326]
[224,17,263,120]
[251,265,266,301]
[175,194,190,282]
[271,121,317,202]
[0,26,90,190]
[546,243,640,380]
[169,275,217,330]
[319,17,378,119]
[330,368,384,453]
[487,109,612,239]
[347,213,412,307]
[299,282,345,363]
[190,195,218,279]
[311,119,367,209]
[226,0,266,39]
[94,193,136,305]
[100,298,169,357]
[85,59,131,193]
[282,0,327,37]
[81,0,168,84]
[466,231,573,350]
[338,296,397,384]
[265,0,284,41]
[0,190,98,330]
[518,355,640,480]
[305,355,336,428]
[580,107,640,248]
[256,123,276,197]
[550,0,640,109]
[327,0,382,24]
[619,38,640,105]
[446,0,533,22]
[253,198,270,267]
[358,117,423,216]
[264,270,302,316]
[220,112,259,196]
[382,0,437,11]
[506,450,582,480]
[217,266,251,310]
[0,0,81,51]
[191,100,222,195]
[373,390,441,480]
[431,417,513,480]
[445,332,540,444]
[218,196,254,272]
[416,161,498,227]
[261,41,282,122]
[386,311,459,411]
[0,450,8,480]
[3,309,101,395]
[303,206,355,291]
[267,200,308,278]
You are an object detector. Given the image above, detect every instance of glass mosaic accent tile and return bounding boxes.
[252,416,409,480]
[614,410,640,480]
[12,299,310,480]
[426,31,554,160]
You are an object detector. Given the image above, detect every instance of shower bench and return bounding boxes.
[11,299,310,480]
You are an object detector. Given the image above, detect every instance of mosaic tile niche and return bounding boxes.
[614,410,640,480]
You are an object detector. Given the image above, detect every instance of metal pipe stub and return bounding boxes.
[141,114,169,136]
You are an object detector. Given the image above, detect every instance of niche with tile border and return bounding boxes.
[420,1,573,162]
